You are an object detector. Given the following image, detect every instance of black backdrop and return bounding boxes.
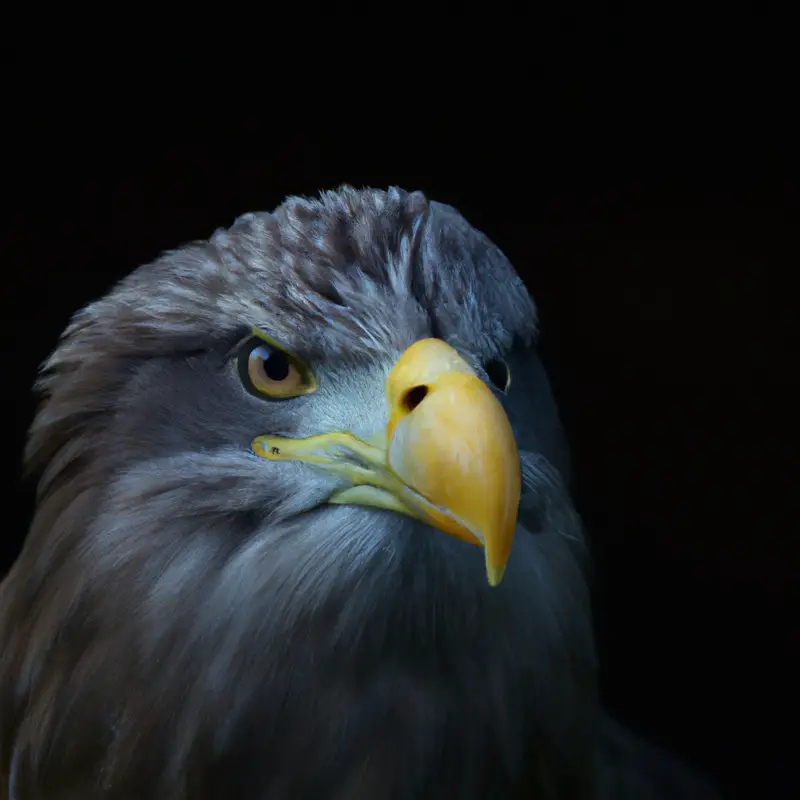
[2,24,797,799]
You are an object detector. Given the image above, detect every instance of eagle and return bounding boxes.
[0,187,718,798]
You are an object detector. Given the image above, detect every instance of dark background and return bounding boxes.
[2,16,797,799]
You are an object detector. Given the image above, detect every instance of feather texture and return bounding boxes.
[1,187,718,798]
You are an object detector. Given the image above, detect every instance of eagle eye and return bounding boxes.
[484,358,511,393]
[237,335,316,400]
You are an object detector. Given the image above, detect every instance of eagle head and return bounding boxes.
[0,187,594,798]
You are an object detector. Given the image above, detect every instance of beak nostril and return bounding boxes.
[403,385,429,412]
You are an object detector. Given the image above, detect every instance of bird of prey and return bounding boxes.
[0,187,719,799]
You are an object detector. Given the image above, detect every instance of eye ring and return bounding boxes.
[236,336,316,400]
[484,358,511,393]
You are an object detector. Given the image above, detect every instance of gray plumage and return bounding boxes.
[0,187,718,798]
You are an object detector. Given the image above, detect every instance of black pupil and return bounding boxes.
[485,359,509,391]
[263,350,290,381]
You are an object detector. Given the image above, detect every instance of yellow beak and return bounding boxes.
[251,338,521,586]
